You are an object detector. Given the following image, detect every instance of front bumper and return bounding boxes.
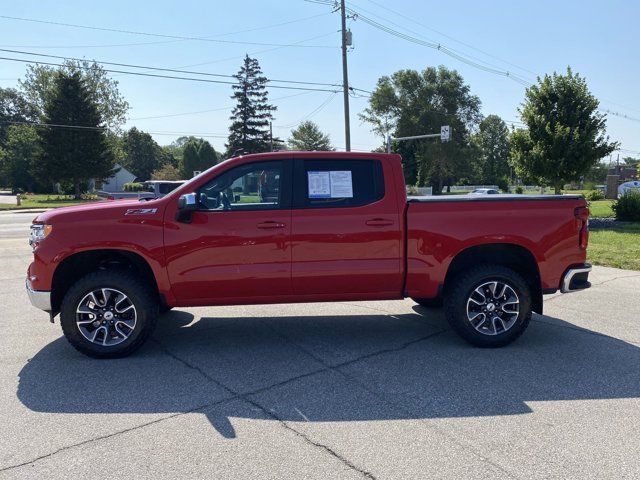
[26,279,51,311]
[560,263,592,293]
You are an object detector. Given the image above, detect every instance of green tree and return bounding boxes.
[360,66,482,192]
[197,140,218,171]
[151,163,182,181]
[509,68,617,194]
[472,115,511,189]
[121,127,166,180]
[0,125,42,192]
[0,87,38,146]
[226,55,276,156]
[38,71,115,197]
[180,141,200,179]
[19,59,129,131]
[288,121,333,151]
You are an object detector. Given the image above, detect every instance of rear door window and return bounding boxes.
[294,159,384,208]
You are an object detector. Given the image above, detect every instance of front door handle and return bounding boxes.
[365,218,394,227]
[257,221,286,229]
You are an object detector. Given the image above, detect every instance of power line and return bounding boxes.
[0,56,340,92]
[350,1,640,119]
[0,48,342,88]
[274,92,338,129]
[0,14,338,49]
[176,31,339,69]
[0,119,106,131]
[0,119,229,138]
[361,0,538,77]
[603,110,640,123]
[129,91,317,121]
[345,6,533,87]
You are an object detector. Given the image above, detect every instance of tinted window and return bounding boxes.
[198,161,283,211]
[159,183,181,195]
[295,159,384,208]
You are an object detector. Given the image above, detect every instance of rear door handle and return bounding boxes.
[257,221,286,229]
[365,218,394,227]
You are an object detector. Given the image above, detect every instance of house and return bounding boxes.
[608,165,638,181]
[89,164,138,193]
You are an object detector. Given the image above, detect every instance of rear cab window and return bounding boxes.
[293,159,385,209]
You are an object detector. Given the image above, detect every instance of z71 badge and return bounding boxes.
[124,208,158,216]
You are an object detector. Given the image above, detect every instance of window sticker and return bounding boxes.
[308,171,331,198]
[307,170,354,199]
[329,171,353,198]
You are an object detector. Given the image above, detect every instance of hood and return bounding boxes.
[34,198,164,224]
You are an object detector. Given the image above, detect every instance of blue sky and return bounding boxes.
[0,0,638,158]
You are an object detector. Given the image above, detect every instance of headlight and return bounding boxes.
[29,224,53,246]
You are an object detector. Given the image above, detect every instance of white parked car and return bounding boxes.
[470,188,500,195]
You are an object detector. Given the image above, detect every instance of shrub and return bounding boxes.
[584,190,604,201]
[515,186,524,194]
[496,177,509,192]
[612,191,640,221]
[123,182,145,192]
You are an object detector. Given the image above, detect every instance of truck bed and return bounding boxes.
[404,194,587,301]
[408,194,584,202]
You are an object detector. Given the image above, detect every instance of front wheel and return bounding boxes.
[60,270,159,358]
[444,264,532,348]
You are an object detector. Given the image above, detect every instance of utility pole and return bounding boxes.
[269,121,273,152]
[340,0,351,151]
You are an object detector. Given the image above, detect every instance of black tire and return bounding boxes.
[444,264,532,348]
[411,297,443,308]
[159,304,173,314]
[60,269,159,358]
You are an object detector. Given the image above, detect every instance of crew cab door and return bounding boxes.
[164,160,292,304]
[290,157,403,297]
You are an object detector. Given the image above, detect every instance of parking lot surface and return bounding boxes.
[1,212,639,479]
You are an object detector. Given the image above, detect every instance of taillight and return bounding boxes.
[575,206,589,249]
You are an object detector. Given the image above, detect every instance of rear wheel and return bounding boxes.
[444,264,531,347]
[60,270,159,358]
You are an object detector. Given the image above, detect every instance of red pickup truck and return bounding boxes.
[26,151,591,358]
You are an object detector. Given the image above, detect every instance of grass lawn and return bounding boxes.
[588,199,615,218]
[588,223,640,271]
[0,194,99,210]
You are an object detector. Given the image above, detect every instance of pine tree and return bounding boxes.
[38,71,115,197]
[226,55,276,156]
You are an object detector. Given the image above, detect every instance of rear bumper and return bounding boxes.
[560,263,592,293]
[26,279,51,312]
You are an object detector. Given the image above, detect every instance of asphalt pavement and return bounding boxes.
[1,210,639,479]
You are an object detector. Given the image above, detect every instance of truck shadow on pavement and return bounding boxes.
[17,308,640,438]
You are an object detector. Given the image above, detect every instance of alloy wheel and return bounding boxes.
[75,288,137,346]
[465,280,520,336]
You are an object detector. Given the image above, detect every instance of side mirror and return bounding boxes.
[178,193,198,210]
[176,193,197,223]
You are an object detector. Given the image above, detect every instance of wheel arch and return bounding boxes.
[444,243,543,314]
[51,249,161,315]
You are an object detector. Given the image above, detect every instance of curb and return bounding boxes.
[0,209,50,214]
